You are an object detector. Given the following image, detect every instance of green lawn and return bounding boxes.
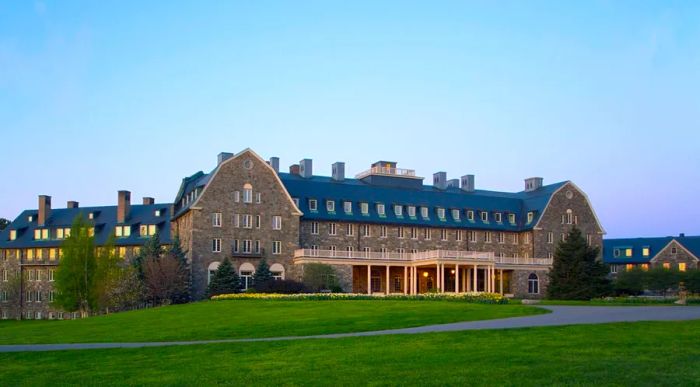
[0,300,543,345]
[2,319,699,385]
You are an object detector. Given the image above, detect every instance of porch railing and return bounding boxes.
[293,249,551,266]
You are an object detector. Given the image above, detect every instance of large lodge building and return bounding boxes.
[0,149,607,319]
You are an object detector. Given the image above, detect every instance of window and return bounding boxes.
[118,247,126,258]
[254,240,261,254]
[272,241,281,255]
[456,230,463,241]
[547,232,554,244]
[625,248,632,257]
[587,234,592,246]
[642,247,650,257]
[613,248,621,258]
[57,228,64,239]
[561,233,567,242]
[467,210,474,221]
[272,216,282,230]
[140,225,157,237]
[440,229,448,241]
[311,222,319,235]
[481,211,488,222]
[242,240,252,253]
[212,213,222,227]
[424,228,432,240]
[256,192,261,204]
[380,226,387,238]
[610,264,618,274]
[421,207,429,219]
[256,215,261,229]
[49,269,55,282]
[361,202,369,215]
[9,230,16,241]
[377,203,385,216]
[497,232,504,244]
[234,191,240,202]
[242,214,253,229]
[452,209,460,221]
[360,224,371,237]
[27,249,34,261]
[663,262,670,269]
[671,247,678,255]
[468,231,477,243]
[234,214,240,228]
[524,233,530,244]
[494,213,502,223]
[411,227,418,239]
[485,232,492,243]
[309,199,318,211]
[397,227,404,239]
[326,200,335,213]
[155,209,162,217]
[115,225,131,238]
[508,213,516,224]
[408,206,416,217]
[212,238,222,253]
[2,270,6,282]
[679,263,687,272]
[346,224,355,236]
[240,271,254,290]
[344,201,352,214]
[641,264,649,271]
[528,273,539,294]
[527,211,534,224]
[293,198,299,208]
[394,205,403,217]
[437,208,445,219]
[243,184,253,203]
[233,240,240,253]
[513,233,519,245]
[329,223,337,236]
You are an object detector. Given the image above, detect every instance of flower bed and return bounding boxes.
[211,292,508,304]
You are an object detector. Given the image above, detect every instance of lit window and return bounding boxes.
[88,227,95,237]
[481,212,488,222]
[309,199,318,211]
[118,247,126,258]
[625,248,632,257]
[34,230,41,240]
[452,209,460,221]
[140,225,157,237]
[327,200,335,213]
[407,206,416,217]
[663,262,670,269]
[394,205,403,217]
[49,249,57,261]
[377,204,385,216]
[679,263,687,272]
[642,247,650,257]
[10,230,16,241]
[344,201,352,214]
[361,202,369,215]
[641,264,649,271]
[41,229,48,240]
[155,209,162,217]
[212,213,222,227]
[272,216,282,230]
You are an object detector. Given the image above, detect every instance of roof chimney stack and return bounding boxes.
[38,195,51,226]
[289,164,300,175]
[524,177,544,192]
[680,233,686,238]
[433,172,447,190]
[299,159,313,178]
[461,175,475,192]
[269,157,280,173]
[446,179,459,189]
[332,162,345,181]
[67,201,79,209]
[117,190,131,224]
[143,197,155,205]
[217,152,234,165]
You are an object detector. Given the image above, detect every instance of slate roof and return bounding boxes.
[603,235,700,264]
[0,204,172,249]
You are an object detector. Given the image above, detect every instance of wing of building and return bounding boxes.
[603,234,700,273]
[0,148,605,319]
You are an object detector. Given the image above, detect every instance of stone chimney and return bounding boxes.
[117,190,131,224]
[217,152,234,165]
[143,197,155,205]
[38,195,51,226]
[332,162,345,181]
[524,177,544,192]
[446,179,459,189]
[433,172,447,190]
[289,164,300,175]
[299,159,313,178]
[269,157,280,173]
[67,201,79,209]
[461,175,475,192]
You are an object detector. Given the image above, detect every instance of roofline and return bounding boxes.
[649,239,700,262]
[532,181,606,234]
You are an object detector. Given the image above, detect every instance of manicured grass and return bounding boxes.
[2,319,700,385]
[0,300,543,345]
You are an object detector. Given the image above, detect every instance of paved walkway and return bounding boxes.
[2,305,700,353]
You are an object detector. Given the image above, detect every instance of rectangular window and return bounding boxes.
[361,203,369,215]
[513,233,519,245]
[587,234,592,246]
[27,249,34,261]
[361,224,371,237]
[397,227,404,238]
[610,265,618,274]
[234,214,240,228]
[494,213,502,223]
[293,198,300,208]
[663,262,670,269]
[57,228,64,239]
[212,238,222,253]
[380,226,387,238]
[508,213,516,224]
[9,230,16,241]
[437,208,445,219]
[467,210,474,221]
[118,247,126,258]
[481,212,488,222]
[311,222,319,235]
[242,215,253,229]
[42,229,49,239]
[256,192,261,204]
[242,240,252,253]
[254,240,261,254]
[273,241,281,255]
[485,232,492,243]
[329,223,337,236]
[421,207,429,219]
[272,216,282,230]
[212,213,222,227]
[424,228,432,240]
[49,269,55,282]
[243,188,253,203]
[547,232,554,244]
[527,211,534,223]
[377,203,385,216]
[625,248,632,257]
[411,227,417,239]
[408,206,416,217]
[326,200,335,213]
[233,240,239,253]
[394,205,403,217]
[440,229,447,241]
[642,247,650,256]
[234,191,240,202]
[34,229,40,240]
[452,209,460,221]
[456,230,463,241]
[346,224,355,236]
[309,199,318,211]
[344,201,352,214]
[679,263,686,272]
[468,231,477,243]
[256,215,261,229]
[524,233,530,244]
[497,232,504,244]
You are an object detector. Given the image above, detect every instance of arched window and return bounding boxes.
[566,209,573,225]
[207,261,220,284]
[243,183,253,203]
[270,263,285,280]
[528,273,539,294]
[239,262,255,290]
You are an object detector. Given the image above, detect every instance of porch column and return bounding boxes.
[483,266,488,293]
[385,265,390,295]
[440,264,445,293]
[403,266,408,294]
[473,265,478,292]
[499,269,504,294]
[454,264,459,294]
[491,266,496,293]
[367,265,371,295]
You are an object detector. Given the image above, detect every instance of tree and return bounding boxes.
[684,270,700,294]
[53,216,99,315]
[94,235,123,312]
[547,227,611,300]
[302,263,341,292]
[614,267,646,295]
[207,258,240,296]
[142,253,189,305]
[0,218,9,231]
[167,234,190,304]
[132,231,163,280]
[2,264,23,319]
[103,265,143,312]
[253,258,273,288]
[646,267,681,296]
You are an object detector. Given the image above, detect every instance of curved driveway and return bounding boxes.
[2,305,700,353]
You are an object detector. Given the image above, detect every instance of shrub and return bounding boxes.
[302,263,340,292]
[211,292,509,304]
[683,270,700,294]
[614,268,646,296]
[254,279,310,294]
[646,267,681,295]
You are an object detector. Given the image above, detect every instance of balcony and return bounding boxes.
[495,256,553,266]
[355,166,420,180]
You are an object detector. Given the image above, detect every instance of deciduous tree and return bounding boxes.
[53,216,98,315]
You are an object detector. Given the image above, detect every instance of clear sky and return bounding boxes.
[1,1,698,238]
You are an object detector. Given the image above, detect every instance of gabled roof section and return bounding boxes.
[603,235,700,264]
[0,204,172,249]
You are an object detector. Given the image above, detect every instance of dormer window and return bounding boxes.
[115,225,131,238]
[326,200,335,213]
[155,209,162,217]
[140,224,157,237]
[9,230,17,241]
[642,247,650,257]
[361,202,369,215]
[377,203,385,216]
[309,199,318,212]
[33,229,49,240]
[467,210,474,221]
[407,206,416,217]
[344,201,352,214]
[88,212,94,220]
[527,211,534,224]
[421,207,429,219]
[437,208,445,219]
[293,198,300,208]
[508,213,516,224]
[494,213,502,223]
[394,205,403,217]
[625,248,633,257]
[481,211,488,222]
[28,215,33,222]
[452,209,460,221]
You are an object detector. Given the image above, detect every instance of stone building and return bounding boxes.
[603,234,700,274]
[0,147,606,318]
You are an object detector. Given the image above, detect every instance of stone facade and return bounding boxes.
[650,241,699,270]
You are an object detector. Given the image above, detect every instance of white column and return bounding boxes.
[403,266,408,294]
[454,264,459,294]
[473,265,478,292]
[367,265,371,295]
[440,264,445,293]
[499,269,504,294]
[484,267,488,293]
[385,265,390,295]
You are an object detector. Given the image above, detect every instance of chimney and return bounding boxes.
[269,157,280,173]
[679,233,686,238]
[289,164,300,175]
[433,172,447,190]
[217,152,234,165]
[67,201,79,209]
[299,159,313,178]
[332,162,345,181]
[524,177,544,192]
[143,197,155,205]
[117,190,131,224]
[38,195,51,226]
[446,179,459,189]
[461,175,475,192]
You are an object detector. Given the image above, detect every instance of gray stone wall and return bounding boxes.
[651,241,699,270]
[511,269,550,299]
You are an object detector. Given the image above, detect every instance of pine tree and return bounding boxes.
[167,234,191,303]
[132,231,162,279]
[547,227,611,300]
[207,258,240,296]
[253,258,274,288]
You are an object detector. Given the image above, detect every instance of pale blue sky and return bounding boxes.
[1,1,698,238]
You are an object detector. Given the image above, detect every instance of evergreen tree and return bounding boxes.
[547,227,611,300]
[207,258,240,296]
[253,258,274,288]
[0,217,9,231]
[132,231,162,279]
[167,234,191,303]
